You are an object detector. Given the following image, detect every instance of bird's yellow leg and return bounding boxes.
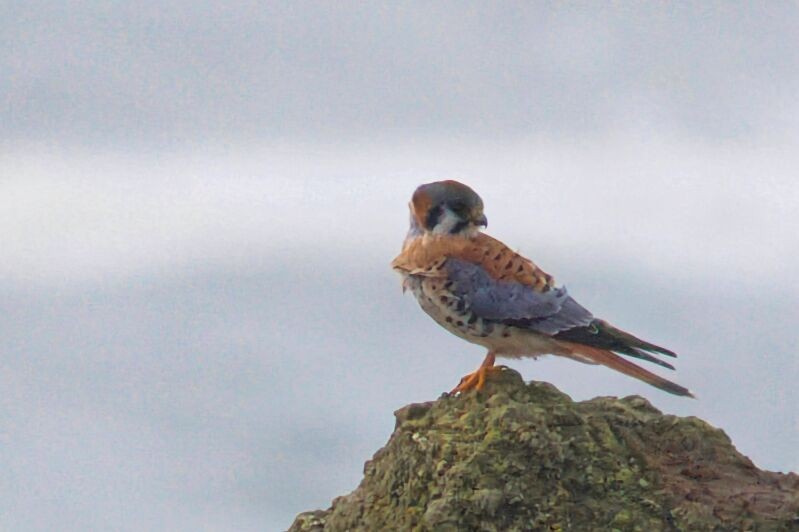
[451,352,500,394]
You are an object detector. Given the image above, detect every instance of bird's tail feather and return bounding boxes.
[558,341,694,397]
[597,319,677,358]
[553,319,677,369]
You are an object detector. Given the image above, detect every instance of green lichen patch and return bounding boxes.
[290,369,799,531]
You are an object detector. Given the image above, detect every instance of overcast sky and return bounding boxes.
[2,3,799,531]
[4,1,799,145]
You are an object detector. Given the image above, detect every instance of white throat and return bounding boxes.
[430,209,463,235]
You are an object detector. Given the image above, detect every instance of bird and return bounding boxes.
[391,180,693,397]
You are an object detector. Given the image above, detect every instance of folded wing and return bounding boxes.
[392,233,691,397]
[445,257,594,335]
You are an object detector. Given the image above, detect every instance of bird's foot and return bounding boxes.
[450,365,504,394]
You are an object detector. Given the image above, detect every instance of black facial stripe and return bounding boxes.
[450,220,469,234]
[425,205,443,229]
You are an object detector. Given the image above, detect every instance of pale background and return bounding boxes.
[2,3,798,530]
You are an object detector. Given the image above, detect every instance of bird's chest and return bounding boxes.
[404,275,496,344]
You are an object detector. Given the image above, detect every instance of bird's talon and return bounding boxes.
[450,363,501,394]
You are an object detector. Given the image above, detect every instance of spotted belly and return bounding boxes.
[404,275,557,357]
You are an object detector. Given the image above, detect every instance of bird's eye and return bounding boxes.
[449,201,468,216]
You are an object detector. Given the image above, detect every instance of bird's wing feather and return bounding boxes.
[392,232,688,394]
[392,234,553,286]
[445,257,595,334]
[392,234,592,335]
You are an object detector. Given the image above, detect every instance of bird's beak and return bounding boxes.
[474,212,488,228]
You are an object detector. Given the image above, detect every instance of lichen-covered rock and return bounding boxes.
[289,368,799,531]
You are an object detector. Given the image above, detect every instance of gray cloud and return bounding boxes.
[3,2,799,145]
[3,3,799,530]
[2,139,799,529]
[2,257,797,530]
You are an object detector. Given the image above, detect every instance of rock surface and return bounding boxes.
[289,368,799,531]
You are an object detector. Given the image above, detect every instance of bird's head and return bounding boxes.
[408,180,487,237]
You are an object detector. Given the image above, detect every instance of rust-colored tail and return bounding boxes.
[558,341,694,397]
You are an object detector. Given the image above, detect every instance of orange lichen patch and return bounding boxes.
[392,233,554,292]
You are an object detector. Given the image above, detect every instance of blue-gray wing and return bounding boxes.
[445,257,594,335]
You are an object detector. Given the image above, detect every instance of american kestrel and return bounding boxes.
[391,180,692,397]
